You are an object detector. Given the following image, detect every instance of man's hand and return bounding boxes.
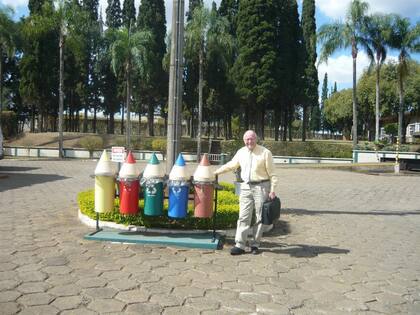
[269,191,276,200]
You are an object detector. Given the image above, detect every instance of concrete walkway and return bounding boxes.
[0,158,419,314]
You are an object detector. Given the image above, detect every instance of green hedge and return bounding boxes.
[77,182,239,229]
[221,140,353,158]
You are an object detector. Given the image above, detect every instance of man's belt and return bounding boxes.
[248,179,270,185]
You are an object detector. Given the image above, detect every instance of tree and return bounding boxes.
[363,13,391,142]
[185,5,232,160]
[324,88,353,139]
[274,0,305,142]
[110,26,152,148]
[0,6,16,114]
[318,0,370,147]
[122,0,135,28]
[301,0,318,141]
[20,1,59,132]
[106,0,122,28]
[388,16,420,144]
[136,0,167,136]
[233,0,277,136]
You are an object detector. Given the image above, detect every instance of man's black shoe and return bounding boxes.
[230,246,245,255]
[251,247,260,255]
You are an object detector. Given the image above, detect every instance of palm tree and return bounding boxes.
[388,16,420,144]
[363,14,391,142]
[185,5,232,161]
[111,24,152,149]
[318,0,369,147]
[0,6,16,114]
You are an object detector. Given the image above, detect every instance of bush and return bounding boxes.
[220,140,353,158]
[77,181,239,229]
[0,111,18,138]
[79,136,104,152]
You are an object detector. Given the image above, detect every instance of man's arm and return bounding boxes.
[214,151,240,175]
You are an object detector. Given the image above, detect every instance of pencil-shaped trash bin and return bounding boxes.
[168,154,189,219]
[141,153,165,216]
[193,154,215,218]
[94,150,116,213]
[118,151,140,215]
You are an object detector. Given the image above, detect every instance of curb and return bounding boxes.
[78,209,237,237]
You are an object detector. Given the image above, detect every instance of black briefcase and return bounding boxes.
[261,196,281,225]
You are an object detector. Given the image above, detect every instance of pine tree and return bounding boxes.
[273,0,305,141]
[106,0,122,28]
[233,0,277,137]
[218,0,239,139]
[83,0,99,21]
[122,0,135,28]
[136,0,167,136]
[301,0,319,141]
[219,0,239,36]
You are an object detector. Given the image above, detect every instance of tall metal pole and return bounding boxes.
[58,25,65,159]
[166,0,185,172]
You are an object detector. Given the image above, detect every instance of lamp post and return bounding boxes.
[166,0,185,172]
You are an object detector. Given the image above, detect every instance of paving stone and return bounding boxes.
[42,256,69,266]
[17,292,55,306]
[0,302,20,315]
[42,265,72,275]
[49,284,82,296]
[239,291,271,304]
[115,288,150,303]
[51,295,84,310]
[185,296,220,311]
[0,290,22,302]
[61,307,97,315]
[17,281,51,293]
[107,279,138,291]
[222,280,252,292]
[18,305,60,315]
[205,288,238,300]
[150,293,183,307]
[219,299,255,313]
[163,305,200,315]
[256,303,290,315]
[172,286,205,300]
[18,271,48,282]
[0,280,20,291]
[87,298,125,313]
[76,277,108,288]
[83,287,117,298]
[125,302,163,314]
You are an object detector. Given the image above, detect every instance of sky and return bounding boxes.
[2,0,420,94]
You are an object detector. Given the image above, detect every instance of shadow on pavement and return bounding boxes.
[0,166,40,172]
[261,242,350,257]
[0,172,69,192]
[284,208,420,216]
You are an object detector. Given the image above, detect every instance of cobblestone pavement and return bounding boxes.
[0,158,419,315]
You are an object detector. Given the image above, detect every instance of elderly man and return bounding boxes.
[214,130,277,255]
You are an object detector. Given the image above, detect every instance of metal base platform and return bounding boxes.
[84,229,223,250]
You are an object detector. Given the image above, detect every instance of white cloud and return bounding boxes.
[317,52,399,90]
[1,0,28,10]
[317,0,420,21]
[317,52,370,90]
